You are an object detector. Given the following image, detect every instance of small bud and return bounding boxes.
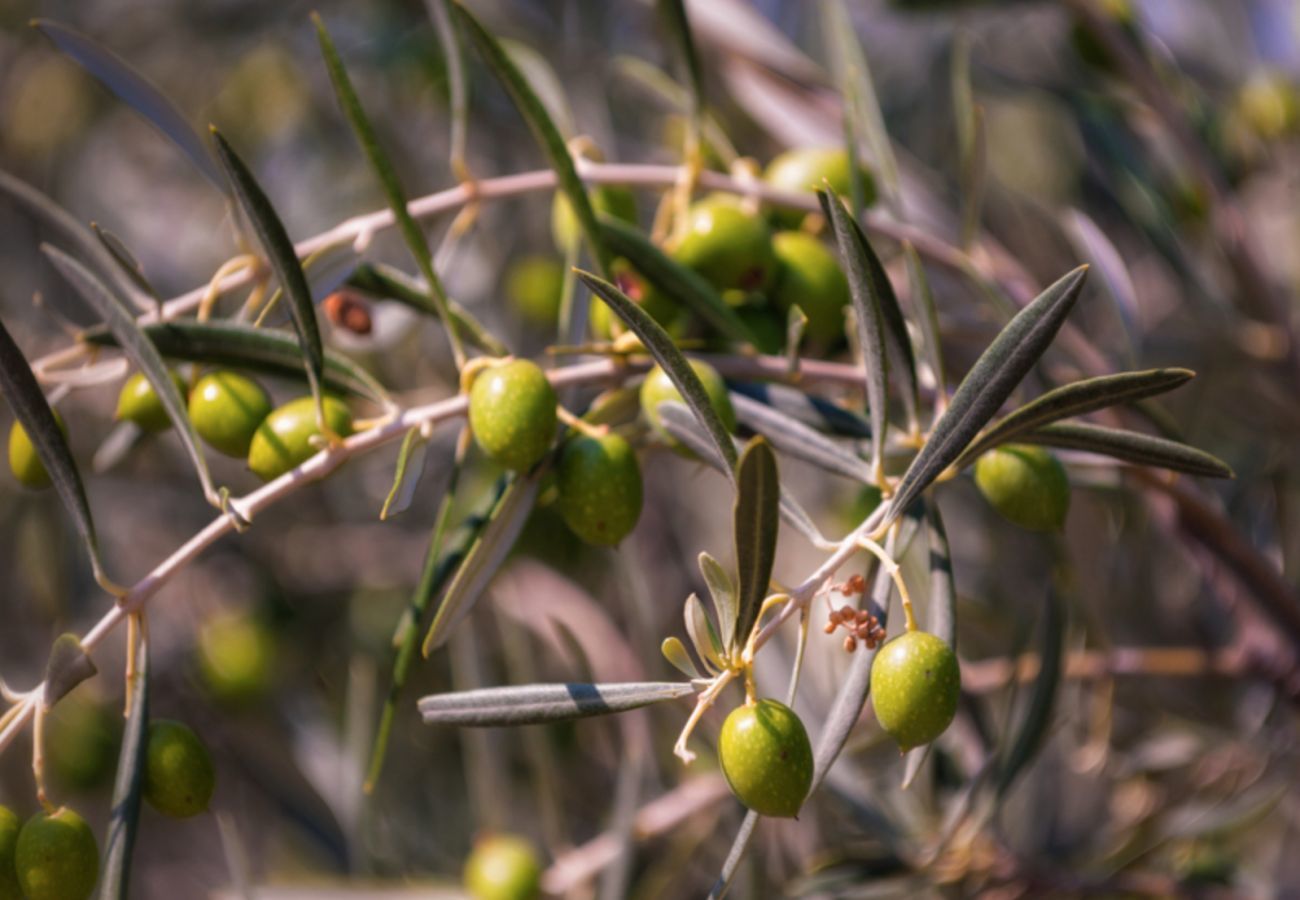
[823,620,837,634]
[843,635,857,653]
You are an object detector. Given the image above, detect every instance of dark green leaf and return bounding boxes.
[421,471,543,654]
[97,633,148,900]
[0,317,107,584]
[345,262,506,356]
[1018,422,1233,479]
[210,129,325,405]
[43,247,217,503]
[733,437,780,648]
[599,216,757,346]
[417,681,694,727]
[32,20,225,191]
[579,269,738,473]
[958,368,1194,466]
[883,266,1089,529]
[731,392,873,483]
[996,589,1064,797]
[451,2,610,273]
[313,14,465,364]
[43,633,98,708]
[706,811,759,900]
[91,224,157,302]
[82,319,389,404]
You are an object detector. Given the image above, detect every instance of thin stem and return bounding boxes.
[857,533,916,632]
[673,669,736,765]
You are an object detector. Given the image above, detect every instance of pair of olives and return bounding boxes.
[466,359,643,546]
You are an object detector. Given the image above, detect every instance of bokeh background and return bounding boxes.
[2,0,1300,896]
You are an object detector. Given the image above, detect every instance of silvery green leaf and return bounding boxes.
[500,38,575,139]
[417,681,694,727]
[995,589,1064,797]
[380,426,430,520]
[706,811,759,900]
[91,223,157,302]
[729,382,871,438]
[1021,422,1232,479]
[902,242,945,412]
[699,553,738,651]
[425,0,471,167]
[97,633,148,900]
[685,592,725,672]
[731,392,873,483]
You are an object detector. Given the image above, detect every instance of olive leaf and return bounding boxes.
[451,1,610,274]
[500,39,576,141]
[730,382,872,438]
[660,637,702,680]
[613,56,738,166]
[43,633,98,708]
[684,592,725,672]
[952,34,987,248]
[599,216,758,346]
[345,263,505,356]
[1018,422,1233,479]
[91,224,157,302]
[902,242,945,413]
[32,19,226,192]
[97,632,148,900]
[210,129,325,410]
[313,14,465,365]
[731,392,874,484]
[82,319,389,404]
[995,589,1064,798]
[706,811,760,900]
[0,317,110,586]
[785,305,808,373]
[418,682,694,727]
[380,426,430,520]
[733,437,780,649]
[424,0,472,172]
[579,269,739,474]
[883,265,1089,530]
[421,470,543,655]
[699,553,739,652]
[955,368,1195,467]
[657,0,704,132]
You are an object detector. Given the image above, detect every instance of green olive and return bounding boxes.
[463,833,542,900]
[188,371,272,458]
[718,698,814,818]
[770,231,850,345]
[0,805,20,900]
[973,444,1070,532]
[8,411,65,490]
[551,185,637,252]
[45,697,120,792]
[142,720,216,819]
[197,612,274,705]
[468,360,557,472]
[639,361,735,451]
[869,630,961,752]
[15,807,99,900]
[114,370,185,433]
[670,195,777,294]
[246,395,353,482]
[555,432,643,546]
[505,255,565,328]
[763,147,876,227]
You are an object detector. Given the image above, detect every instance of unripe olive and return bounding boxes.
[115,370,185,433]
[763,147,876,227]
[15,807,99,900]
[718,698,814,818]
[505,255,565,328]
[555,432,643,546]
[639,361,735,450]
[0,805,19,900]
[973,444,1070,532]
[670,196,777,294]
[8,411,65,490]
[247,395,353,482]
[188,371,272,458]
[870,630,961,752]
[142,719,216,819]
[770,231,850,345]
[551,185,637,252]
[197,612,274,705]
[468,360,557,472]
[463,833,542,900]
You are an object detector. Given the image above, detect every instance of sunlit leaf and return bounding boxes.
[1019,422,1233,479]
[91,223,157,302]
[952,33,986,247]
[661,637,702,680]
[418,681,694,727]
[685,592,725,672]
[424,0,472,169]
[699,554,738,653]
[730,382,871,439]
[731,392,873,483]
[380,426,430,520]
[902,242,945,414]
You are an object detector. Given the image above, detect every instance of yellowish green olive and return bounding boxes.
[468,360,557,472]
[770,231,850,345]
[115,371,185,433]
[8,411,65,490]
[718,699,814,818]
[142,720,215,819]
[247,395,353,482]
[870,630,961,752]
[15,807,99,900]
[639,361,736,450]
[974,444,1070,532]
[464,833,541,900]
[0,805,19,900]
[763,147,876,227]
[670,196,777,294]
[555,432,643,546]
[188,371,272,458]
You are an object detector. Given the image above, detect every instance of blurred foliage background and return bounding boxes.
[2,0,1300,897]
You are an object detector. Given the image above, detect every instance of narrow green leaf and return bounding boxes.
[785,305,807,373]
[996,589,1064,797]
[579,269,738,473]
[730,382,872,439]
[91,224,157,302]
[380,426,429,520]
[706,811,759,900]
[210,130,325,407]
[731,392,873,484]
[451,1,610,274]
[425,0,472,170]
[345,263,506,356]
[97,633,148,900]
[0,317,108,583]
[660,637,702,680]
[422,471,543,654]
[699,554,738,652]
[733,438,780,647]
[952,34,986,248]
[599,216,758,346]
[418,681,694,727]
[902,242,945,413]
[32,20,225,192]
[313,14,465,365]
[883,266,1090,530]
[657,0,705,133]
[82,319,389,404]
[43,246,218,506]
[500,39,576,139]
[957,368,1195,466]
[43,633,98,707]
[613,56,738,166]
[684,592,725,672]
[821,191,888,472]
[1018,422,1233,479]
